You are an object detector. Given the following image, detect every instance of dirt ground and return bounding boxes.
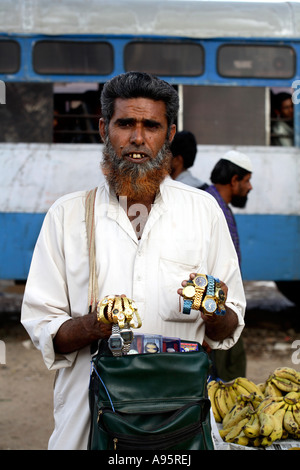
[0,281,299,450]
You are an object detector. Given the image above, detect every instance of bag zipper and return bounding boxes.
[101,415,204,450]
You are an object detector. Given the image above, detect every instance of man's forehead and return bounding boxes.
[112,97,167,120]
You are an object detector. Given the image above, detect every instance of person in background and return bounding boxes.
[205,150,253,381]
[170,130,208,190]
[271,92,294,146]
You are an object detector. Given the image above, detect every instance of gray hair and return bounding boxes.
[100,71,179,131]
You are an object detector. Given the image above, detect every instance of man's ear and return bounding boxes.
[168,124,176,143]
[230,174,240,189]
[99,118,106,142]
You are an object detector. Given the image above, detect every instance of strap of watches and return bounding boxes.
[206,275,215,296]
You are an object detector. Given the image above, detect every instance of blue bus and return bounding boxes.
[0,0,299,303]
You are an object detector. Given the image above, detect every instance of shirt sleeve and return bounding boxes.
[21,206,78,370]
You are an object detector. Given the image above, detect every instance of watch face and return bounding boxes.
[109,336,123,350]
[218,289,226,302]
[204,298,217,313]
[183,285,195,298]
[120,330,134,343]
[194,275,207,288]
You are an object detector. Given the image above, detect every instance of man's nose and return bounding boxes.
[130,125,145,145]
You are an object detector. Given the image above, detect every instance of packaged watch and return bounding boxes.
[162,337,181,353]
[142,334,163,354]
[128,334,144,354]
[180,341,199,352]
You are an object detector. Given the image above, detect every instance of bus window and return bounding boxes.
[124,41,204,76]
[33,41,113,75]
[0,40,20,74]
[0,83,53,143]
[53,83,102,143]
[218,44,295,79]
[270,88,294,146]
[182,85,266,146]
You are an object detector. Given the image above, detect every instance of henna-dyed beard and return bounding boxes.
[101,138,172,200]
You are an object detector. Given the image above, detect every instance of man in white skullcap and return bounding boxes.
[205,150,253,381]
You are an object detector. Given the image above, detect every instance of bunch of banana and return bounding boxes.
[269,367,300,395]
[207,376,264,424]
[220,391,300,447]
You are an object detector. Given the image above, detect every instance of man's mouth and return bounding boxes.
[126,152,149,161]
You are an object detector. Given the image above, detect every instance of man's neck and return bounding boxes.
[214,184,232,205]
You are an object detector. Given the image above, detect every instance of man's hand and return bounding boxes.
[53,311,112,355]
[178,273,238,342]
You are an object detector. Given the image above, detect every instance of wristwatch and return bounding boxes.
[201,275,217,316]
[122,296,134,323]
[96,299,111,324]
[120,323,134,354]
[191,274,208,310]
[108,323,124,356]
[215,278,226,316]
[182,281,196,314]
[106,295,115,322]
[112,296,123,324]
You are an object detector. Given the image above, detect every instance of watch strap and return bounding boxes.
[183,298,193,314]
[206,275,215,296]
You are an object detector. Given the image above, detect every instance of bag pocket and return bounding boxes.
[93,400,213,450]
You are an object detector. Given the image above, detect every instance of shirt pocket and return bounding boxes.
[158,256,202,323]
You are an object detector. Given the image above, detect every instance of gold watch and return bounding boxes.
[191,274,208,310]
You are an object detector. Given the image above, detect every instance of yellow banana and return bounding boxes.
[257,382,266,394]
[233,430,249,446]
[271,377,300,393]
[218,427,233,439]
[255,396,283,415]
[265,407,286,444]
[259,412,277,436]
[222,402,244,429]
[253,437,262,447]
[260,436,273,447]
[260,399,285,415]
[273,367,300,385]
[284,391,300,405]
[234,377,265,399]
[223,404,252,430]
[283,405,299,436]
[215,385,229,420]
[264,380,283,398]
[243,412,260,438]
[292,403,300,427]
[228,384,239,405]
[224,417,250,443]
[233,382,251,398]
[223,386,236,413]
[207,380,222,423]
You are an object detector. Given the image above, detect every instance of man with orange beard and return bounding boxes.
[21,72,246,450]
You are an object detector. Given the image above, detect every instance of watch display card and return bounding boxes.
[142,334,163,354]
[162,337,181,353]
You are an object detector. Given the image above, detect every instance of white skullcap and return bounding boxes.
[222,150,252,172]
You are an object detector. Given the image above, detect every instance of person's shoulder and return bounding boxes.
[49,182,104,213]
[163,177,217,203]
[49,190,87,212]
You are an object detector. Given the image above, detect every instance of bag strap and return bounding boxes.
[85,187,98,313]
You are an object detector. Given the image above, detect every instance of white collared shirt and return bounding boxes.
[21,176,246,449]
